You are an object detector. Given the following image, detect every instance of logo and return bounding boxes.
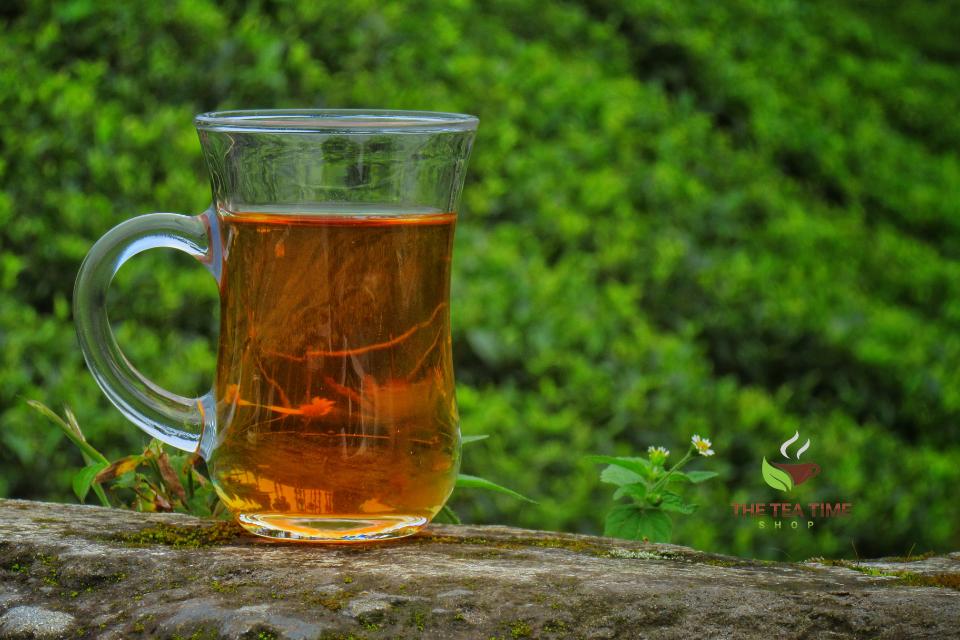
[731,431,851,529]
[761,431,821,492]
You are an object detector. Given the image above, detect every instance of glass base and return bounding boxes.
[236,513,429,543]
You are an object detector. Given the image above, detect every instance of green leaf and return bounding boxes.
[613,483,648,502]
[685,470,718,484]
[666,471,690,484]
[184,492,213,518]
[456,474,536,503]
[461,435,489,445]
[601,464,645,487]
[26,400,108,465]
[433,504,462,524]
[586,456,652,480]
[762,457,793,492]
[112,470,138,490]
[72,462,108,503]
[90,483,111,508]
[658,492,697,514]
[604,505,673,542]
[668,470,719,484]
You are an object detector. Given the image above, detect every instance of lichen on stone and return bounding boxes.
[602,548,666,560]
[810,558,960,590]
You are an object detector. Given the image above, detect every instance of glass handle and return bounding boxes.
[73,210,221,453]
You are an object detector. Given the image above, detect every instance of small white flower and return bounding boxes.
[691,434,715,457]
[647,445,670,465]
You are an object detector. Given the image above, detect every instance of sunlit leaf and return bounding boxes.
[456,473,536,503]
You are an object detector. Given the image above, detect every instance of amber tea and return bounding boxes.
[207,209,459,540]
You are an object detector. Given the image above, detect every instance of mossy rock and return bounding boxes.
[0,499,957,639]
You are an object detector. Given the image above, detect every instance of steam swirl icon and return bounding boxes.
[762,431,821,492]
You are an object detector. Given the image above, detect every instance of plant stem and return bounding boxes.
[91,483,110,507]
[650,447,693,493]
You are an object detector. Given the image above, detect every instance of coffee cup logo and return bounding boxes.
[762,431,821,491]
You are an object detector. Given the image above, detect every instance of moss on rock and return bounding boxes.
[114,522,243,549]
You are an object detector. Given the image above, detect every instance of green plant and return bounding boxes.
[589,436,718,543]
[435,434,535,524]
[27,401,530,521]
[28,401,223,516]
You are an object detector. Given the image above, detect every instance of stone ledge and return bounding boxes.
[0,499,957,639]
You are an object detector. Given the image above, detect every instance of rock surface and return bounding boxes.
[0,499,957,639]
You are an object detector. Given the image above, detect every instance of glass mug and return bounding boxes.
[74,110,477,542]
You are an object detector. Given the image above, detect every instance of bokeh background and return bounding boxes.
[2,0,959,560]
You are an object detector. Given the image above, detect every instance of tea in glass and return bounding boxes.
[210,207,459,540]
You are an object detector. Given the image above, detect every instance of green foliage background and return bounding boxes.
[2,0,959,560]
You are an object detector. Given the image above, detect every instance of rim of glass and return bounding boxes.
[195,109,478,134]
